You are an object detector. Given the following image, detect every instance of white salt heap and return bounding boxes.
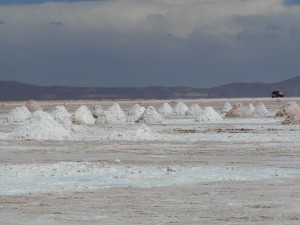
[108,103,126,123]
[174,102,189,116]
[96,111,121,125]
[158,103,174,116]
[220,102,232,116]
[26,100,42,112]
[5,106,31,123]
[50,106,72,128]
[282,114,300,125]
[195,106,222,122]
[8,111,71,140]
[276,101,300,117]
[72,105,95,125]
[136,106,164,124]
[92,105,103,118]
[127,104,146,123]
[108,124,164,141]
[248,103,256,114]
[186,104,202,116]
[225,103,252,118]
[253,102,269,117]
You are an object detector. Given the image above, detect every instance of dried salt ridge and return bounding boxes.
[158,103,174,116]
[195,106,222,122]
[276,101,300,117]
[26,100,42,112]
[220,102,232,116]
[8,111,71,140]
[186,104,202,116]
[225,103,252,118]
[127,104,146,123]
[50,106,72,128]
[5,106,31,123]
[248,103,256,114]
[96,111,120,125]
[174,102,189,116]
[72,105,95,125]
[92,105,103,118]
[136,106,164,124]
[108,103,126,123]
[253,102,269,117]
[108,124,165,141]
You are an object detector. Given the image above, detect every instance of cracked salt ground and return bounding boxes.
[1,162,299,195]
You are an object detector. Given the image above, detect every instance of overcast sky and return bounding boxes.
[1,0,300,87]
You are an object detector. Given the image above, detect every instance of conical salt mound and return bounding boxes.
[127,104,146,122]
[220,102,232,116]
[108,103,126,122]
[5,106,31,123]
[50,106,72,128]
[225,103,252,118]
[253,102,269,117]
[92,105,103,118]
[8,111,71,140]
[195,106,222,122]
[276,101,300,117]
[26,100,42,112]
[72,105,95,125]
[248,103,256,114]
[158,103,174,116]
[136,106,164,124]
[186,104,202,116]
[95,111,120,125]
[174,102,189,116]
[282,114,300,125]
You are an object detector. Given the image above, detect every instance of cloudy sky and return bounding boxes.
[1,0,300,87]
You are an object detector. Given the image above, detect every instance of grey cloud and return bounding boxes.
[50,21,63,26]
[266,24,282,31]
[290,22,300,39]
[0,20,5,25]
[236,28,277,40]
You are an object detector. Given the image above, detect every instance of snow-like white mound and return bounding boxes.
[158,103,174,116]
[136,106,164,124]
[108,124,165,141]
[276,101,300,117]
[8,111,71,140]
[174,102,189,116]
[108,103,126,122]
[50,106,72,128]
[26,100,42,112]
[248,103,256,114]
[127,104,146,123]
[72,105,95,125]
[253,102,269,117]
[225,103,252,118]
[5,106,31,123]
[95,111,120,125]
[220,102,232,116]
[92,105,103,118]
[195,106,222,122]
[282,114,300,125]
[186,104,202,116]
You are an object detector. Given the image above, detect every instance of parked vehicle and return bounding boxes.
[271,90,284,98]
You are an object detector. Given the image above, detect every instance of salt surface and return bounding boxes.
[225,103,252,118]
[108,103,126,123]
[127,104,146,122]
[186,104,202,116]
[8,111,71,140]
[50,106,72,128]
[136,106,164,124]
[5,106,31,123]
[174,102,189,116]
[195,106,222,122]
[72,105,95,125]
[158,103,174,116]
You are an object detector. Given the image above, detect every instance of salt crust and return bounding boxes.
[174,102,189,116]
[220,102,232,116]
[248,103,256,113]
[50,106,72,128]
[225,103,252,118]
[26,100,42,112]
[108,103,126,122]
[253,102,269,117]
[195,106,222,122]
[186,104,202,116]
[5,106,31,123]
[158,103,174,116]
[92,105,103,118]
[136,106,164,124]
[127,104,146,123]
[8,110,71,140]
[276,101,300,117]
[72,105,95,125]
[95,111,120,125]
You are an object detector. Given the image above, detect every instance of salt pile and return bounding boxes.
[158,103,174,116]
[186,104,202,116]
[92,105,103,118]
[72,105,95,125]
[26,100,42,112]
[282,114,300,125]
[108,103,126,123]
[8,111,71,140]
[225,103,252,118]
[136,106,164,124]
[50,106,72,128]
[276,101,300,117]
[127,104,146,122]
[174,102,189,116]
[195,106,222,122]
[253,102,269,117]
[96,111,121,125]
[5,106,31,123]
[220,102,232,116]
[108,124,164,141]
[248,103,256,114]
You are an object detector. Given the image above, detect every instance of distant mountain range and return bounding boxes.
[1,76,300,101]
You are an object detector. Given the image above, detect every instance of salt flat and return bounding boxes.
[0,98,299,224]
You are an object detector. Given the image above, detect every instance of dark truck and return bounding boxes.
[271,90,284,98]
